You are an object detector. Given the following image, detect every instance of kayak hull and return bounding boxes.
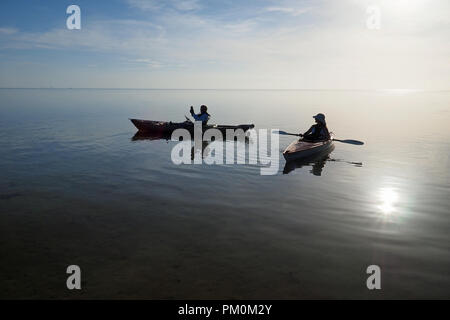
[283,144,335,175]
[130,119,254,135]
[283,137,334,161]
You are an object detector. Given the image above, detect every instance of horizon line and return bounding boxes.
[0,87,449,92]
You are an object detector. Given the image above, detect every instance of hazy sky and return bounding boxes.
[0,0,448,89]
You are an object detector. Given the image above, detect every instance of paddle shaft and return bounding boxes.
[281,132,302,137]
[276,130,364,145]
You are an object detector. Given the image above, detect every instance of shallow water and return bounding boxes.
[0,89,449,299]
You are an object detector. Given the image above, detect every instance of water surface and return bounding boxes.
[0,89,449,299]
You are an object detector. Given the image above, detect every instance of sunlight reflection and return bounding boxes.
[378,188,399,215]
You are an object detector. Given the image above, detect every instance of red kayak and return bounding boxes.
[283,134,334,161]
[130,119,254,135]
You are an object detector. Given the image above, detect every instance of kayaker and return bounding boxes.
[190,105,210,125]
[301,113,330,141]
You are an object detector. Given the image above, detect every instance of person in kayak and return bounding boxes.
[301,113,330,141]
[190,105,210,125]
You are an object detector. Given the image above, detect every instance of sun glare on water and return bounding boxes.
[378,188,399,215]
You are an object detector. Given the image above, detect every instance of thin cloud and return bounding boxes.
[224,20,258,33]
[129,58,163,68]
[265,6,312,16]
[0,27,19,35]
[173,0,201,11]
[126,0,160,11]
[126,0,201,12]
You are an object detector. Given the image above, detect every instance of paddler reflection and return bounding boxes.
[132,131,212,158]
[132,131,250,160]
[191,140,212,160]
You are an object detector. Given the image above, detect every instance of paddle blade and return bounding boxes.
[274,130,300,136]
[334,139,364,145]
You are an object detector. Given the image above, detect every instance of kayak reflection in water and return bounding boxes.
[191,141,212,160]
[190,105,210,125]
[301,113,330,141]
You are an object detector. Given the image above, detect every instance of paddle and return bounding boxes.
[332,139,364,145]
[275,130,364,145]
[185,115,193,123]
[276,130,302,137]
[329,159,363,166]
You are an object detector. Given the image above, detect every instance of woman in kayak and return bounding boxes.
[190,105,210,125]
[301,113,330,141]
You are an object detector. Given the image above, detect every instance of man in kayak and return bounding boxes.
[301,113,330,141]
[190,105,210,125]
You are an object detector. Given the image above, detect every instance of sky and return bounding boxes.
[0,0,448,89]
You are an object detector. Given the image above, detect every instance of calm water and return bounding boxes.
[0,89,449,299]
